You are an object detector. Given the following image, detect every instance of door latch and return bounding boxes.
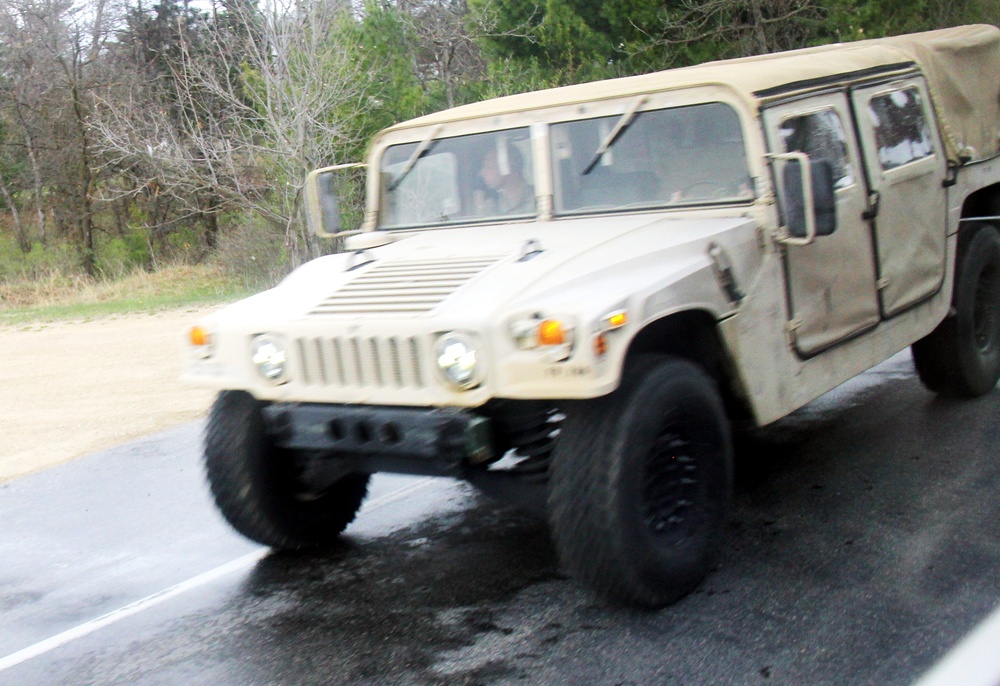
[862,190,881,220]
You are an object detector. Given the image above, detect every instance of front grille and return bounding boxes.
[309,255,505,316]
[295,335,428,389]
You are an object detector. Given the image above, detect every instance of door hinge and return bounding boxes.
[784,318,801,347]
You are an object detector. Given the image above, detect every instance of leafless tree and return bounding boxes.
[0,0,120,273]
[92,0,374,265]
[398,0,484,108]
[0,162,27,252]
[632,0,830,64]
[0,3,52,250]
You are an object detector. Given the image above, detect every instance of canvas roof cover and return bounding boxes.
[389,25,1000,165]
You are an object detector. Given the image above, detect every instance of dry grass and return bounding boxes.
[0,263,250,324]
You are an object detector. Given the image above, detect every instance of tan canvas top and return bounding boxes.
[388,25,1000,164]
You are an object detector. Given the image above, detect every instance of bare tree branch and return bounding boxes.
[91,0,375,263]
[632,0,830,62]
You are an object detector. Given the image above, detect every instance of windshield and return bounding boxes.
[552,102,752,214]
[380,128,535,230]
[376,101,752,230]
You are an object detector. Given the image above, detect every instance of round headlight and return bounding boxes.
[435,332,481,390]
[250,334,288,384]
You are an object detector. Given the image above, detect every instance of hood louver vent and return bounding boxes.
[310,255,505,316]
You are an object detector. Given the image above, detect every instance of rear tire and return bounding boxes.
[547,356,733,608]
[204,390,370,549]
[912,225,1000,397]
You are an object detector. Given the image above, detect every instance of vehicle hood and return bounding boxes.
[217,212,758,329]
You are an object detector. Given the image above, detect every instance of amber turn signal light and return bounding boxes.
[189,326,210,346]
[537,319,566,346]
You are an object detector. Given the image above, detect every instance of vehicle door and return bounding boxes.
[850,78,947,317]
[762,93,881,357]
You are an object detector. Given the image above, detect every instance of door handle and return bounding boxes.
[862,190,880,220]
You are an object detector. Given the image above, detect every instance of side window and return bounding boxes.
[867,87,934,170]
[778,109,855,189]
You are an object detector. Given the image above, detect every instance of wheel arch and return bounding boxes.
[624,309,752,422]
[956,184,1000,277]
[959,183,1000,221]
[959,184,1000,238]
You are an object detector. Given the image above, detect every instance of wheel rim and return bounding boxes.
[642,422,705,543]
[972,262,999,354]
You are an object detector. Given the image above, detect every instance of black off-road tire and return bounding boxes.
[204,390,370,549]
[912,225,1000,398]
[547,355,733,608]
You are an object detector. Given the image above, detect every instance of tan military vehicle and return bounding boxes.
[183,25,1000,607]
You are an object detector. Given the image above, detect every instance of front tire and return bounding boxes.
[547,356,733,608]
[912,225,1000,397]
[205,390,370,549]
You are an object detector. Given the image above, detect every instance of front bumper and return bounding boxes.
[262,401,551,515]
[262,403,494,476]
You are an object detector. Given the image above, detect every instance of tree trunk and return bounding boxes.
[21,128,47,244]
[200,194,220,250]
[750,0,769,55]
[0,173,29,253]
[69,66,98,277]
[80,211,96,276]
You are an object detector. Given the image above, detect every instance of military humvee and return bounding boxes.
[183,25,1000,607]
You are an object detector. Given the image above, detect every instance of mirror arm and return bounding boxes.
[325,229,365,240]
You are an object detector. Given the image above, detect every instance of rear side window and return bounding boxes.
[778,109,855,189]
[867,88,934,170]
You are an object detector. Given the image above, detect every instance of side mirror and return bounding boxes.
[304,163,366,238]
[810,160,837,237]
[773,153,838,245]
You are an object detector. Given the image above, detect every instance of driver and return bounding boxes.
[478,145,535,215]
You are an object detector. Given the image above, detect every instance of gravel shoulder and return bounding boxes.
[1,307,220,482]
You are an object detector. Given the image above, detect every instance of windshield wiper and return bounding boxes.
[387,124,443,191]
[581,95,648,176]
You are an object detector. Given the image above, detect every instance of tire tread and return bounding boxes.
[547,355,732,608]
[205,391,368,549]
[913,225,1000,398]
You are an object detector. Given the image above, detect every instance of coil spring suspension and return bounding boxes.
[496,402,561,483]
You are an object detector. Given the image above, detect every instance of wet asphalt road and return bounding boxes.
[1,351,998,686]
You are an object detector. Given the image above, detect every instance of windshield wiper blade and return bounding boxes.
[387,124,443,191]
[581,95,648,176]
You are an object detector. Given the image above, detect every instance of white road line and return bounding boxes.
[0,550,266,673]
[360,477,436,513]
[0,477,436,673]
